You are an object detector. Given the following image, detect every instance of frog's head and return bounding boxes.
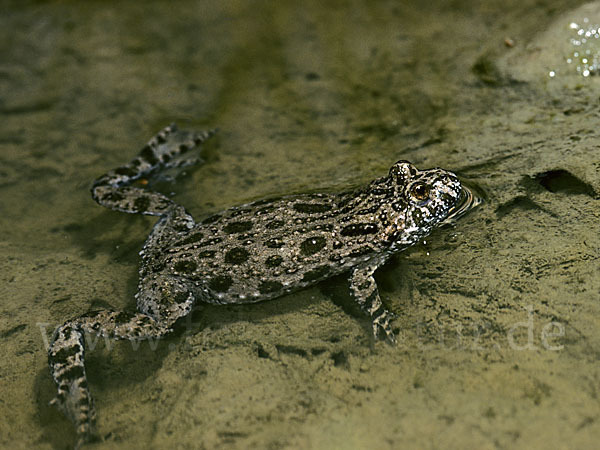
[380,160,462,249]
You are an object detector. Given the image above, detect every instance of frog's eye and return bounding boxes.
[409,183,430,202]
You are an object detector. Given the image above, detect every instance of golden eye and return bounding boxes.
[410,183,430,201]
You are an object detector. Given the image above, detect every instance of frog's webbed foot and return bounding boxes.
[91,123,216,216]
[372,309,397,345]
[48,310,174,447]
[48,322,97,446]
[349,263,397,345]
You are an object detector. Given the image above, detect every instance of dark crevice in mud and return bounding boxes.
[533,169,597,197]
[454,153,517,174]
[0,98,57,115]
[275,344,308,358]
[471,54,525,87]
[401,136,444,155]
[471,54,505,86]
[255,342,271,359]
[331,350,349,369]
[495,195,557,218]
[0,323,27,338]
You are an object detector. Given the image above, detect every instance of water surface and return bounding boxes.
[1,1,599,448]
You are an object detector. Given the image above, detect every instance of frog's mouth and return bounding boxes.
[443,184,482,224]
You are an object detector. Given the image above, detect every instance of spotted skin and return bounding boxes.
[48,124,464,447]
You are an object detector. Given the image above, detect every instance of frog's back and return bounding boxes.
[160,191,383,304]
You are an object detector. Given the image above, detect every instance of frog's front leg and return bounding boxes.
[48,277,194,447]
[349,263,396,344]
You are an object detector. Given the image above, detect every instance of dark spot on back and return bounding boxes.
[140,145,159,165]
[256,206,274,215]
[114,166,138,177]
[293,203,332,214]
[356,205,379,215]
[113,311,134,324]
[209,275,233,293]
[230,208,251,218]
[266,220,284,229]
[197,250,216,258]
[224,247,250,264]
[302,265,331,282]
[265,238,284,248]
[174,260,197,274]
[259,280,283,294]
[224,221,253,233]
[265,255,283,267]
[175,232,204,246]
[202,214,221,224]
[134,196,151,213]
[340,223,378,237]
[348,246,373,257]
[300,236,327,255]
[196,237,223,247]
[149,260,166,273]
[311,223,334,232]
[103,191,124,203]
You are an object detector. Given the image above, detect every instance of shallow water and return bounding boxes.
[2,0,600,448]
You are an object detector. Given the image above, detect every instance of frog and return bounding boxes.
[48,123,466,447]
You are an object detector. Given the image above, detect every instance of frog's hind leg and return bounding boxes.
[48,284,194,447]
[91,124,216,217]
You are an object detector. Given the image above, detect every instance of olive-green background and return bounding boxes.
[1,1,599,448]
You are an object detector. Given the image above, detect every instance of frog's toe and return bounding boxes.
[372,311,396,345]
[74,429,101,450]
[49,392,97,446]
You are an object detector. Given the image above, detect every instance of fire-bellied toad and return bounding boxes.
[48,124,467,446]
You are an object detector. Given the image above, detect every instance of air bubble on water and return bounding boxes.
[565,19,600,77]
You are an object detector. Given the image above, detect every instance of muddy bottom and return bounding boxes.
[1,0,599,449]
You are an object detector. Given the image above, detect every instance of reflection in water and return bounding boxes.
[444,182,483,225]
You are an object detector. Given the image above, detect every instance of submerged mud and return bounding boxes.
[1,1,599,448]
